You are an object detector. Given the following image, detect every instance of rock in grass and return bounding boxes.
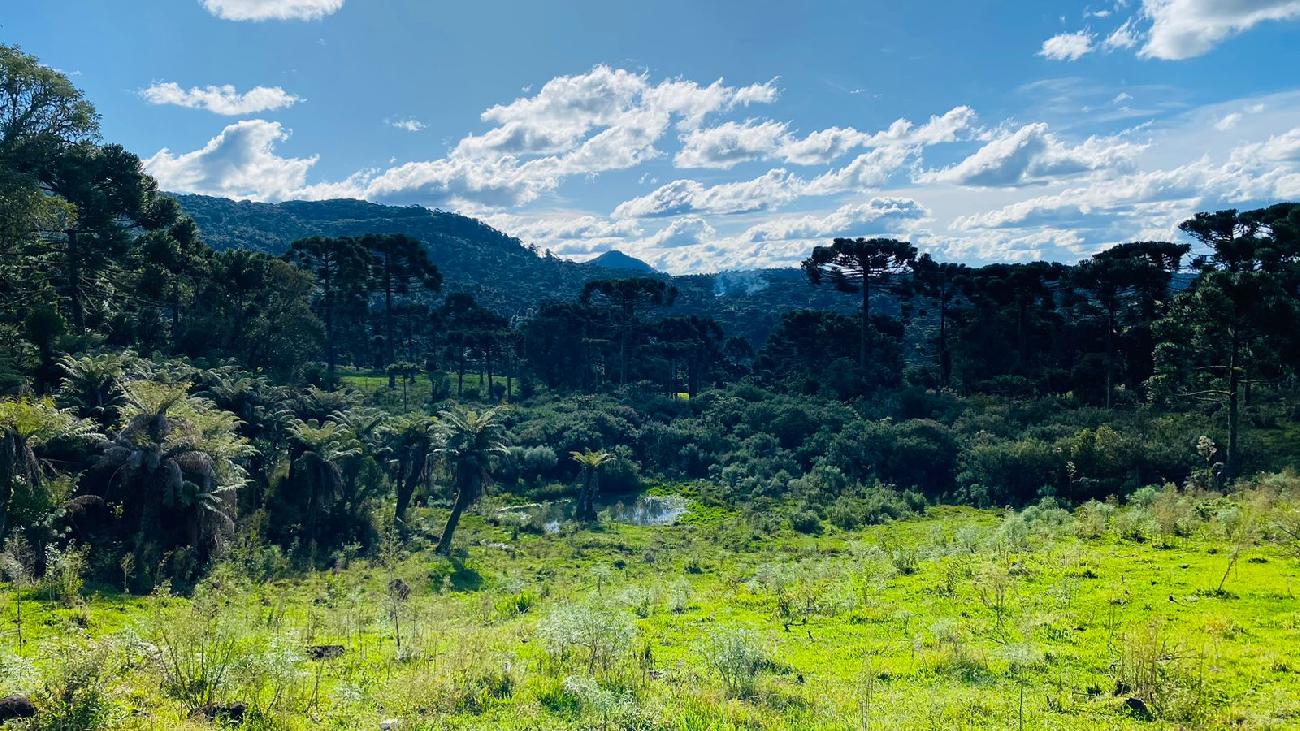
[201,703,246,724]
[306,644,345,660]
[380,719,401,730]
[1123,697,1153,721]
[0,695,35,720]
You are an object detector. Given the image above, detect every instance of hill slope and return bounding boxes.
[175,195,854,343]
[585,249,656,273]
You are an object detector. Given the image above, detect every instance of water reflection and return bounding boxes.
[495,494,688,533]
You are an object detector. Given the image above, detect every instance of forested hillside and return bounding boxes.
[2,43,1300,730]
[176,194,856,344]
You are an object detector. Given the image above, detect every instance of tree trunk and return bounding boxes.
[576,471,598,522]
[394,450,424,530]
[323,268,336,384]
[1226,326,1241,481]
[384,255,395,388]
[938,293,951,389]
[66,229,84,331]
[0,433,16,541]
[435,474,477,555]
[859,274,871,372]
[1105,304,1116,409]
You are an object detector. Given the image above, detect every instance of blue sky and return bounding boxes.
[10,0,1300,272]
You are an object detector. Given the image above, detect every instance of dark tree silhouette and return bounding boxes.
[581,277,677,385]
[802,237,917,376]
[909,254,970,390]
[284,236,373,384]
[1152,208,1300,480]
[1073,242,1188,406]
[361,234,442,387]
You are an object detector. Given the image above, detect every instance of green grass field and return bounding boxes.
[3,484,1299,730]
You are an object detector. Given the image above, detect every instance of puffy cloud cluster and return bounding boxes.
[1141,0,1300,59]
[917,123,1145,186]
[673,106,975,168]
[1046,0,1300,62]
[1039,31,1095,60]
[145,120,318,201]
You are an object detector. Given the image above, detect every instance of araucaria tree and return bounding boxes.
[1151,206,1300,480]
[1073,241,1188,407]
[581,277,677,385]
[802,237,917,376]
[284,236,374,384]
[909,254,969,390]
[361,234,442,386]
[434,405,508,555]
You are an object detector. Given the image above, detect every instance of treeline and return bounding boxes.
[2,45,1299,590]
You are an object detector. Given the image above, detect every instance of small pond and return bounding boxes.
[495,494,688,533]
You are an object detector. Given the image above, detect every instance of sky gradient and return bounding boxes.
[9,0,1300,272]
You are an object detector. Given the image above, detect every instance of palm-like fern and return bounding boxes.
[98,380,252,584]
[384,412,439,531]
[434,405,509,555]
[570,449,614,522]
[56,351,131,425]
[286,417,361,554]
[0,397,102,537]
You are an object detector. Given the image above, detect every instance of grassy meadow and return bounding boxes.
[4,478,1300,730]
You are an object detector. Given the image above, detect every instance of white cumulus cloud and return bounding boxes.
[916,123,1145,186]
[200,0,344,21]
[1140,0,1300,59]
[1039,30,1096,60]
[140,82,302,115]
[144,120,318,201]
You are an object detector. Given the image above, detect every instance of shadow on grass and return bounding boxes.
[429,555,484,592]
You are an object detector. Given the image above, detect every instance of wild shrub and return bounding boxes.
[561,675,643,728]
[1074,499,1115,539]
[666,579,691,614]
[1114,622,1209,723]
[229,635,308,720]
[957,437,1062,506]
[789,509,822,534]
[827,485,917,530]
[143,592,246,711]
[31,639,118,731]
[617,585,658,619]
[889,545,922,576]
[928,619,982,679]
[705,629,767,698]
[537,601,636,675]
[40,543,87,607]
[1114,505,1154,543]
[1150,484,1198,544]
[0,651,38,696]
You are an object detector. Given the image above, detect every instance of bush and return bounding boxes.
[537,601,636,675]
[958,437,1063,506]
[790,509,823,535]
[32,639,117,730]
[827,485,917,530]
[706,629,767,697]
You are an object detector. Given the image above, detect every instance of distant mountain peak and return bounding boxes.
[587,249,655,273]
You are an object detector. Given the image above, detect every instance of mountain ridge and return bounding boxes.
[173,194,854,344]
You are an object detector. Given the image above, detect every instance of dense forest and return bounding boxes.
[2,43,1300,729]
